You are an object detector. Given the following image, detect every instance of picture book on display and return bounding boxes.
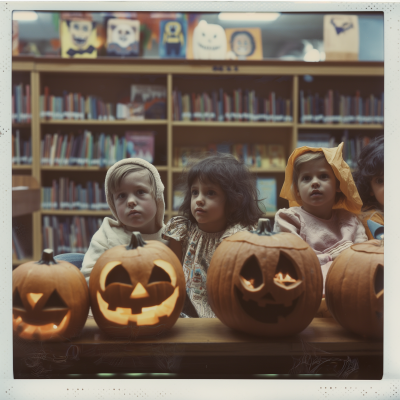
[225,28,263,60]
[159,19,187,58]
[106,18,140,57]
[60,13,97,59]
[256,177,277,213]
[125,131,155,164]
[130,85,167,120]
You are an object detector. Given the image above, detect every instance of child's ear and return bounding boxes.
[336,181,341,193]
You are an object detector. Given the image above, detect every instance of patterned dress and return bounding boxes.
[163,216,251,318]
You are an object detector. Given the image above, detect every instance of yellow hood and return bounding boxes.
[280,142,363,214]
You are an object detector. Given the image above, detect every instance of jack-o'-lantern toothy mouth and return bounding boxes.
[97,287,179,326]
[12,311,71,340]
[234,286,300,323]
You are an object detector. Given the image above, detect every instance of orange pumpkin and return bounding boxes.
[207,219,323,337]
[12,249,89,341]
[89,232,186,338]
[325,239,383,339]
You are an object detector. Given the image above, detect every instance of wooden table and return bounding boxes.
[13,318,383,379]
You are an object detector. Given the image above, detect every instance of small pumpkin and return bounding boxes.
[325,239,383,339]
[12,249,90,341]
[207,219,323,337]
[89,232,185,338]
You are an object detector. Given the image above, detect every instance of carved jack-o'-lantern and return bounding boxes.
[325,239,384,339]
[89,232,185,337]
[12,249,90,341]
[207,219,323,337]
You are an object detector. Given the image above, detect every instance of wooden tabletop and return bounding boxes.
[13,317,382,359]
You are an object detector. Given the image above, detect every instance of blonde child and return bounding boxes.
[273,143,368,296]
[81,158,167,286]
[353,136,384,239]
[163,153,264,318]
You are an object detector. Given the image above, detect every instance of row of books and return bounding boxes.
[299,90,384,124]
[12,227,28,260]
[12,130,32,164]
[172,90,293,122]
[173,144,286,169]
[40,130,155,166]
[12,83,31,123]
[39,85,167,121]
[173,177,277,212]
[42,178,108,210]
[297,132,374,169]
[42,215,103,254]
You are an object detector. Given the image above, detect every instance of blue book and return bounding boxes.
[257,177,277,213]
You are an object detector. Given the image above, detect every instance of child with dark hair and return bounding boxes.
[163,152,264,318]
[353,136,384,239]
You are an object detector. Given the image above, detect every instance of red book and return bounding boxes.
[55,135,63,165]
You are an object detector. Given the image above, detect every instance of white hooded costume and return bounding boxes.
[81,158,167,286]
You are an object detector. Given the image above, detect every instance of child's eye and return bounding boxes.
[207,190,216,196]
[302,175,311,181]
[320,173,329,179]
[137,189,146,195]
[191,189,198,196]
[117,193,126,199]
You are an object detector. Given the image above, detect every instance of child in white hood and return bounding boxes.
[81,158,167,286]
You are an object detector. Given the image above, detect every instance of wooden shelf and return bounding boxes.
[12,165,32,170]
[40,119,167,125]
[298,124,384,130]
[171,167,285,173]
[41,210,112,216]
[12,123,31,128]
[173,121,293,128]
[41,165,168,172]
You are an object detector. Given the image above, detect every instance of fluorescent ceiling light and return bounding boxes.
[13,11,38,21]
[218,13,280,22]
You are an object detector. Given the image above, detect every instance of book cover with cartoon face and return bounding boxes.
[159,19,187,58]
[61,17,97,58]
[106,18,140,57]
[323,15,359,60]
[225,28,263,60]
[191,20,227,60]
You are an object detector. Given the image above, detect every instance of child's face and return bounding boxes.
[296,158,340,219]
[190,178,227,233]
[370,175,384,207]
[113,170,157,234]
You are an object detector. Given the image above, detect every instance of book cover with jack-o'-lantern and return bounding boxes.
[60,13,97,59]
[225,28,263,61]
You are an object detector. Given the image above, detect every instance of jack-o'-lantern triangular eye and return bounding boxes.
[105,264,131,287]
[273,252,298,287]
[240,255,263,289]
[148,265,171,284]
[42,290,68,310]
[374,264,384,297]
[13,288,25,309]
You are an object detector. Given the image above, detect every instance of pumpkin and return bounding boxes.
[89,232,185,338]
[12,249,90,341]
[325,239,383,339]
[207,219,323,337]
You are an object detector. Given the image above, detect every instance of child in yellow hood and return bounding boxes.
[274,143,368,295]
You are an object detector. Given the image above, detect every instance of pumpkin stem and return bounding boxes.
[253,218,274,236]
[127,232,147,250]
[36,249,58,265]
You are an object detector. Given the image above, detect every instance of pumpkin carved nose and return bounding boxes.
[27,293,43,308]
[130,283,149,299]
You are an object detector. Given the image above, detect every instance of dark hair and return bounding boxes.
[178,152,264,227]
[353,135,384,210]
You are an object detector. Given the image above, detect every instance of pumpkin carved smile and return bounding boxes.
[89,233,186,337]
[96,260,180,326]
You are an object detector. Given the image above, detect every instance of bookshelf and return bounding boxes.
[12,58,384,262]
